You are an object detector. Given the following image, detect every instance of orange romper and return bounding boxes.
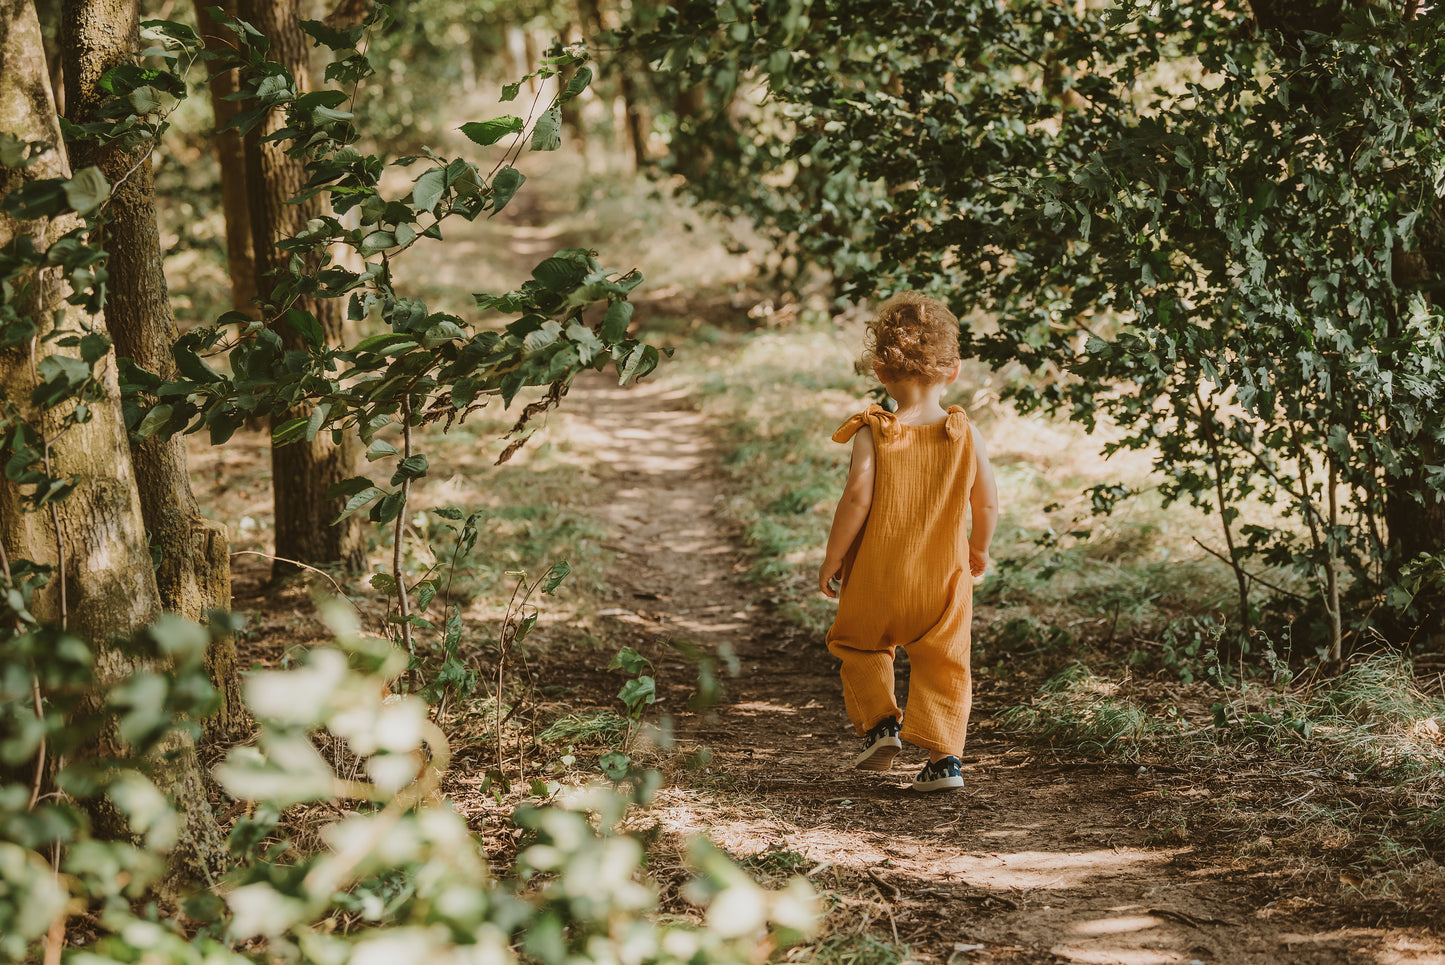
[825,403,978,757]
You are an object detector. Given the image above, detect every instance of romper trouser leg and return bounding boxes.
[897,588,973,756]
[827,638,903,736]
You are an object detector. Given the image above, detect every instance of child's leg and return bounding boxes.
[898,625,972,758]
[827,638,903,735]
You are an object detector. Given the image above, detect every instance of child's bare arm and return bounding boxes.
[968,424,999,577]
[819,427,876,598]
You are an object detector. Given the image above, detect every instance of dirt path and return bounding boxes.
[550,370,1445,965]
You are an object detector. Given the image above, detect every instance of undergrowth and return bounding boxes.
[656,315,1445,922]
[1006,655,1445,915]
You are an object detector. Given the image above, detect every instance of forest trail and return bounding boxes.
[550,369,1445,965]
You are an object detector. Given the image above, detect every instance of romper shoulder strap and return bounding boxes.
[832,404,896,443]
[943,405,969,442]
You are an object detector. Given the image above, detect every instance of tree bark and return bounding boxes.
[0,0,227,902]
[578,0,648,170]
[322,0,372,28]
[194,0,258,316]
[60,0,243,741]
[237,0,364,579]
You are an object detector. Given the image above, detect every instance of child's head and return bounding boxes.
[863,291,961,385]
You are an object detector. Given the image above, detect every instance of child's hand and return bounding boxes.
[969,546,990,582]
[818,559,843,598]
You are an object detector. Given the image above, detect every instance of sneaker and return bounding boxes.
[853,716,902,771]
[912,756,965,791]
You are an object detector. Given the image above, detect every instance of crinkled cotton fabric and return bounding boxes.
[826,403,978,756]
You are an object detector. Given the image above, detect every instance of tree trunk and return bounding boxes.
[322,0,372,28]
[194,0,257,315]
[671,82,709,181]
[60,0,243,741]
[237,0,364,579]
[616,65,650,170]
[578,0,647,170]
[0,0,227,901]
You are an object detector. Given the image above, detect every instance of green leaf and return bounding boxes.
[370,572,398,594]
[305,403,329,442]
[78,332,111,364]
[500,82,521,102]
[617,344,659,385]
[353,332,418,355]
[460,116,524,146]
[283,308,323,349]
[617,676,656,715]
[365,440,399,461]
[530,106,562,152]
[599,751,630,782]
[523,911,566,965]
[543,560,570,594]
[113,673,171,749]
[411,167,446,214]
[208,411,244,446]
[390,454,429,485]
[608,646,651,675]
[522,320,563,353]
[98,62,164,96]
[63,167,110,216]
[136,404,174,440]
[139,18,200,45]
[358,230,397,257]
[370,490,405,524]
[128,85,165,114]
[271,417,309,446]
[34,353,88,395]
[174,345,221,383]
[490,166,525,215]
[566,322,603,365]
[421,319,466,348]
[326,476,376,498]
[335,486,385,522]
[148,614,210,661]
[531,256,588,292]
[562,66,593,100]
[299,19,364,51]
[600,301,633,342]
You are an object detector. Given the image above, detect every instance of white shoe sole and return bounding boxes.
[853,736,903,771]
[912,774,965,791]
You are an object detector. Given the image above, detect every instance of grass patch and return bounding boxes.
[1002,653,1445,918]
[739,846,814,881]
[537,710,628,749]
[794,933,912,965]
[1001,655,1445,784]
[999,665,1160,761]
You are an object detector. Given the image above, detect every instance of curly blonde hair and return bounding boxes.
[863,291,961,384]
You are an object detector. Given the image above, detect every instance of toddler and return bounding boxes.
[818,292,999,792]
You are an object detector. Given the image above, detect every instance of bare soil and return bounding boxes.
[512,370,1445,965]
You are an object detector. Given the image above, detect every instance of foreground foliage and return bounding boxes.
[0,605,817,962]
[2,4,805,962]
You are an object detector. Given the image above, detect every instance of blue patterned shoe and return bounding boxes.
[912,756,964,791]
[853,716,902,771]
